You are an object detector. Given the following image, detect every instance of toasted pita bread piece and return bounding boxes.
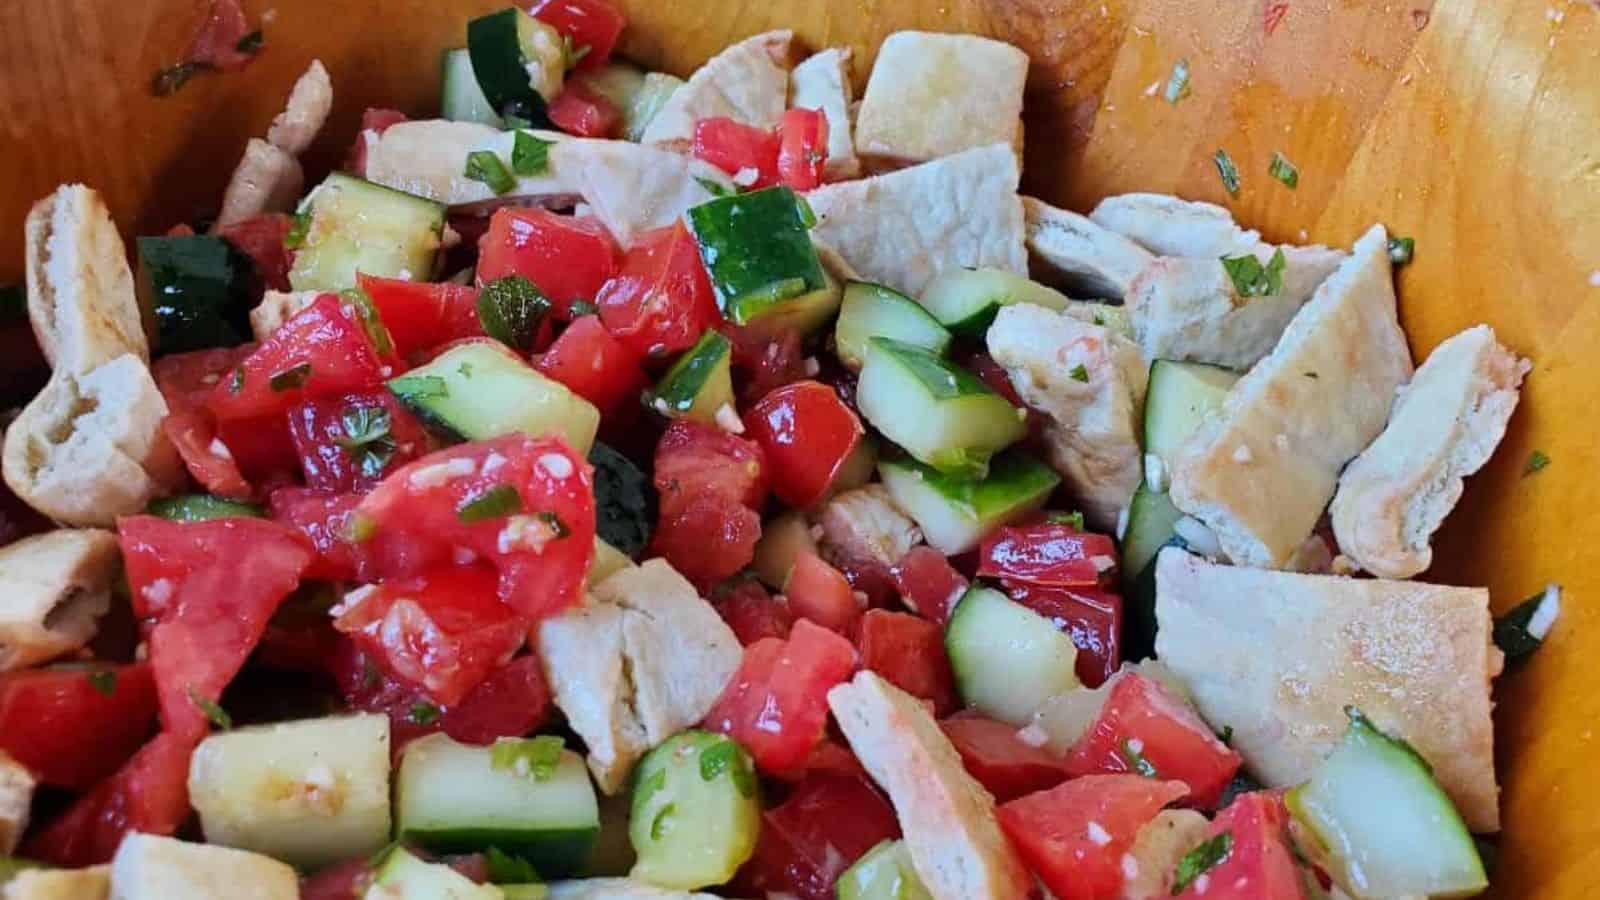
[640,30,793,150]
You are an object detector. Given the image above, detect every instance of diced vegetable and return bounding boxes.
[917,267,1070,335]
[694,117,780,189]
[938,715,1073,802]
[527,0,627,72]
[1006,584,1123,689]
[576,61,645,113]
[287,389,430,494]
[858,339,1026,478]
[877,452,1059,555]
[686,187,828,326]
[135,235,252,353]
[23,733,195,867]
[467,7,565,121]
[740,773,900,900]
[357,273,485,358]
[397,733,599,877]
[978,522,1117,587]
[287,173,446,292]
[628,731,761,890]
[835,281,951,372]
[366,846,502,900]
[744,380,864,508]
[776,108,830,191]
[647,329,735,425]
[146,494,265,522]
[752,510,818,590]
[187,714,391,868]
[857,609,957,716]
[549,81,622,137]
[387,339,600,454]
[621,72,682,142]
[596,223,721,359]
[440,47,503,126]
[650,419,766,588]
[477,208,618,321]
[1143,359,1241,461]
[536,316,648,416]
[784,551,862,635]
[1172,791,1305,899]
[945,586,1080,725]
[1285,709,1486,898]
[0,664,158,790]
[835,839,932,900]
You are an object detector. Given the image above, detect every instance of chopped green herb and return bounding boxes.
[1219,725,1234,746]
[485,847,540,884]
[341,288,395,357]
[1213,149,1241,196]
[152,62,203,97]
[268,362,313,392]
[236,30,264,53]
[188,687,232,730]
[283,211,312,250]
[1493,585,1559,662]
[1069,363,1090,383]
[1164,58,1192,104]
[87,669,118,696]
[1171,831,1233,894]
[1220,248,1287,298]
[1303,371,1319,379]
[477,275,551,352]
[465,150,517,195]
[1119,739,1158,778]
[457,485,524,523]
[408,701,440,726]
[1047,510,1087,529]
[1524,449,1551,476]
[512,131,555,177]
[344,512,379,543]
[490,735,565,781]
[568,299,599,317]
[537,510,571,539]
[503,112,534,130]
[457,362,475,378]
[650,802,676,840]
[1093,312,1106,326]
[1387,235,1415,266]
[1268,151,1299,188]
[794,193,818,229]
[338,404,398,479]
[695,176,734,197]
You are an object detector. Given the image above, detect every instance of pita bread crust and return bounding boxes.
[3,865,111,900]
[1153,548,1502,831]
[1089,192,1262,258]
[0,529,118,671]
[266,59,333,156]
[1022,196,1153,300]
[790,48,860,180]
[641,30,793,150]
[216,139,305,228]
[23,185,147,372]
[854,31,1028,166]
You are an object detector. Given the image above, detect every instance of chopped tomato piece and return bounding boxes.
[216,212,294,292]
[963,349,1029,409]
[979,522,1118,587]
[939,714,1073,801]
[1066,672,1243,808]
[651,419,767,587]
[737,773,899,900]
[784,551,862,635]
[346,108,408,175]
[185,0,255,71]
[23,732,197,867]
[355,436,596,622]
[703,619,858,774]
[477,208,618,321]
[716,580,795,645]
[596,223,721,359]
[652,495,761,591]
[301,857,376,900]
[334,566,528,706]
[357,274,484,359]
[333,642,551,750]
[857,609,956,715]
[549,81,622,137]
[0,664,158,789]
[744,380,864,508]
[774,739,868,783]
[155,346,261,498]
[693,118,780,188]
[891,545,969,626]
[207,293,388,422]
[287,390,430,493]
[536,315,648,415]
[527,0,626,71]
[998,774,1190,900]
[1006,583,1122,687]
[723,323,807,405]
[268,488,434,583]
[776,108,830,191]
[1173,791,1307,899]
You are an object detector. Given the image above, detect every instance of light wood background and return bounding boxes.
[1,0,1596,893]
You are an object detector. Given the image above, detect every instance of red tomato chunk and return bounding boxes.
[743,380,863,509]
[939,714,1073,802]
[716,580,795,645]
[737,773,899,900]
[784,551,862,635]
[857,609,957,715]
[694,118,781,189]
[891,545,969,626]
[207,293,388,422]
[477,208,618,321]
[24,732,197,867]
[776,108,830,191]
[549,81,622,138]
[536,315,648,415]
[0,663,158,789]
[1173,791,1308,900]
[597,223,721,359]
[269,488,435,583]
[527,0,626,71]
[1007,583,1123,688]
[155,345,262,498]
[358,274,484,360]
[979,522,1118,587]
[287,390,430,493]
[651,419,766,588]
[216,212,294,292]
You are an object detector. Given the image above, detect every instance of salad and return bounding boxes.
[0,3,1554,899]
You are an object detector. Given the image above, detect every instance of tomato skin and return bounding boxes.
[548,81,622,137]
[596,223,721,359]
[652,495,761,590]
[651,419,768,588]
[939,714,1073,801]
[998,774,1190,900]
[703,619,859,774]
[744,380,863,508]
[357,274,484,359]
[155,346,262,497]
[355,436,597,622]
[216,212,294,292]
[268,488,435,583]
[1006,584,1122,688]
[477,208,618,321]
[23,732,197,867]
[207,293,388,422]
[693,118,780,188]
[535,315,648,415]
[715,579,795,645]
[0,664,158,789]
[891,546,969,626]
[736,773,899,900]
[776,108,830,191]
[723,323,807,405]
[784,552,862,635]
[527,0,626,71]
[334,565,528,706]
[1174,792,1307,900]
[857,609,957,715]
[346,108,408,176]
[301,857,376,900]
[287,390,430,493]
[1066,672,1243,809]
[979,523,1118,587]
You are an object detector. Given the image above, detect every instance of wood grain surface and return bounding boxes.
[1,0,1597,894]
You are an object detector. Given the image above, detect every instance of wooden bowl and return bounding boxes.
[1,0,1596,893]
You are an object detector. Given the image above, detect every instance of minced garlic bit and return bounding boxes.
[733,167,761,187]
[1231,444,1253,464]
[408,457,477,489]
[1086,820,1112,846]
[1015,722,1050,748]
[714,403,746,434]
[208,438,234,460]
[1120,852,1140,880]
[538,452,575,479]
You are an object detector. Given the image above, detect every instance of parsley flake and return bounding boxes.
[408,702,440,726]
[1221,248,1287,298]
[512,131,555,177]
[465,150,516,195]
[695,176,734,198]
[1047,511,1087,529]
[1213,149,1241,196]
[87,669,118,696]
[457,485,524,523]
[1268,151,1299,189]
[1070,363,1090,383]
[1524,450,1551,476]
[188,687,232,730]
[650,802,676,840]
[1119,739,1158,778]
[1388,235,1416,266]
[268,362,313,392]
[477,275,551,352]
[1172,831,1233,894]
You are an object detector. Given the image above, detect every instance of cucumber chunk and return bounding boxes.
[577,62,645,112]
[918,267,1071,335]
[835,282,952,372]
[859,338,1027,479]
[622,73,683,142]
[738,269,843,341]
[588,442,655,557]
[629,731,760,890]
[146,494,265,522]
[1143,359,1240,459]
[835,840,933,900]
[288,173,446,292]
[878,452,1059,556]
[946,585,1081,725]
[752,510,819,590]
[397,733,600,877]
[686,187,828,326]
[367,846,503,900]
[135,235,252,353]
[1286,709,1486,899]
[441,47,504,127]
[467,7,564,122]
[647,330,734,426]
[388,339,599,454]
